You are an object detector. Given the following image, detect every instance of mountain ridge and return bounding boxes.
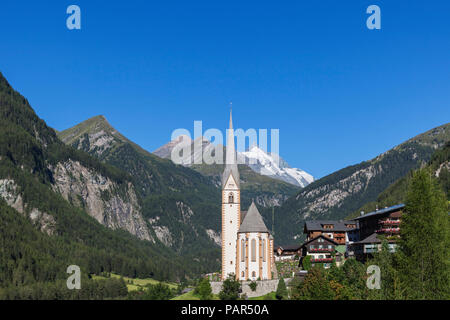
[346,140,450,220]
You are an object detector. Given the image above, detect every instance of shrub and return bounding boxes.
[249,281,257,292]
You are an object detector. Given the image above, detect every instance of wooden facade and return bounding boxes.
[304,221,357,245]
[299,235,339,269]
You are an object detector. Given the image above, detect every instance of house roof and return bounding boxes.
[354,204,405,220]
[300,234,339,247]
[354,233,381,244]
[353,232,397,245]
[238,201,270,233]
[304,220,359,232]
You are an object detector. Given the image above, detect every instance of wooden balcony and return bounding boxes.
[309,248,334,253]
[379,220,401,226]
[311,258,334,263]
[376,227,400,234]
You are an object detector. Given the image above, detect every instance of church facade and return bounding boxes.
[221,110,275,281]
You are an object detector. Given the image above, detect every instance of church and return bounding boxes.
[221,109,275,281]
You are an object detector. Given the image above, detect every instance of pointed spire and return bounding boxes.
[222,103,240,188]
[229,102,233,130]
[226,104,236,166]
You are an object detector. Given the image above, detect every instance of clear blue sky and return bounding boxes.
[0,1,449,178]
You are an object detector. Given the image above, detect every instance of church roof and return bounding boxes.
[238,201,270,233]
[222,107,240,188]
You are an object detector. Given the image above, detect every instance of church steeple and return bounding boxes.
[222,104,240,188]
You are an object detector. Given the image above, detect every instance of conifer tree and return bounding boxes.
[195,277,212,300]
[275,277,288,300]
[397,169,449,299]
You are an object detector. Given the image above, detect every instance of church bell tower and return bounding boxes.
[221,106,240,280]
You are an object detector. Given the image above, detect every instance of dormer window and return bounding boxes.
[228,192,234,203]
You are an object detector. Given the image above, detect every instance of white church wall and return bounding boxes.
[222,175,240,280]
[247,233,259,280]
[237,233,246,280]
[236,232,271,280]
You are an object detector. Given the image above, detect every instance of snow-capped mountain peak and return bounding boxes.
[240,145,314,188]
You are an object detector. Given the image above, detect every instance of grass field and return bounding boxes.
[249,292,276,300]
[171,290,200,300]
[171,290,220,300]
[92,273,178,292]
[172,290,276,300]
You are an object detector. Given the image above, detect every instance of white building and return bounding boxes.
[221,109,274,281]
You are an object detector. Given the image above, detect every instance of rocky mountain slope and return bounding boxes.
[58,116,223,258]
[271,123,450,245]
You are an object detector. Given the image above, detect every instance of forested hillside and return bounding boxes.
[0,72,217,298]
[347,141,450,219]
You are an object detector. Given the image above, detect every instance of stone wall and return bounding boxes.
[210,278,292,298]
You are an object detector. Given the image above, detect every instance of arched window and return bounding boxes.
[228,192,234,203]
[252,271,256,278]
[251,239,256,262]
[241,271,244,277]
[262,239,266,262]
[241,239,245,262]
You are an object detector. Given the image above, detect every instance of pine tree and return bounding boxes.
[275,277,288,300]
[195,277,212,300]
[396,169,449,299]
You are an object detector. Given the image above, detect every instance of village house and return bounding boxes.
[299,203,405,265]
[350,204,404,261]
[298,235,342,269]
[303,220,359,245]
